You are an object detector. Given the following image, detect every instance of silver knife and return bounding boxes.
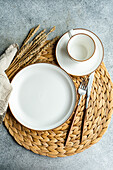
[86,72,95,109]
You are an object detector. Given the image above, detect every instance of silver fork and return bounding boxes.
[65,79,88,146]
[78,79,88,105]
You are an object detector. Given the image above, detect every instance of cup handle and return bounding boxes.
[68,29,74,38]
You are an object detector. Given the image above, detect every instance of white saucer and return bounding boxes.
[9,63,76,130]
[56,29,104,76]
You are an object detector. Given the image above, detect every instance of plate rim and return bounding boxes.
[9,63,77,131]
[56,28,104,76]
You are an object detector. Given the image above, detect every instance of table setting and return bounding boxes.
[0,25,113,158]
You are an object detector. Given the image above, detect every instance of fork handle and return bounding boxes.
[78,95,82,105]
[64,104,80,146]
[80,107,87,143]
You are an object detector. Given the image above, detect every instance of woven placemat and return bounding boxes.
[4,42,113,158]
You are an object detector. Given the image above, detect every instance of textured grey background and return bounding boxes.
[0,0,113,170]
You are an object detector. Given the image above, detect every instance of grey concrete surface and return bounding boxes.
[0,0,113,170]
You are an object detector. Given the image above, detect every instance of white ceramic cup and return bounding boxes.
[67,30,96,62]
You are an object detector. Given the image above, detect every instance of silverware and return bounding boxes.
[65,78,88,146]
[80,72,95,142]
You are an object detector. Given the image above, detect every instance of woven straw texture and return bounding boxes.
[4,41,113,158]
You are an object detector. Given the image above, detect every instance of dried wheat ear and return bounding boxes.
[6,25,59,80]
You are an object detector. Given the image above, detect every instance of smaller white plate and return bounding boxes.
[9,63,76,130]
[56,28,104,76]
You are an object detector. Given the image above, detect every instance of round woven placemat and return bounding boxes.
[4,42,113,158]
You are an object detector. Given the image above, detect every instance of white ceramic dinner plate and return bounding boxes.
[9,63,76,130]
[56,28,104,76]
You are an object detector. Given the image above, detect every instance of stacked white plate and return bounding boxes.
[9,63,76,130]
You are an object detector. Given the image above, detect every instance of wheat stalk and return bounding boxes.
[6,25,58,80]
[33,29,46,42]
[23,25,40,46]
[22,27,35,47]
